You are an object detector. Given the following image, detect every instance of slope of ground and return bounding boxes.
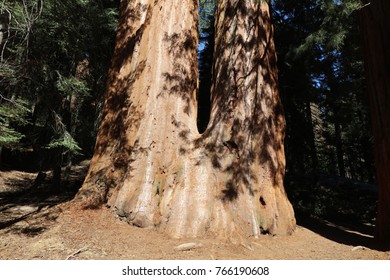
[0,162,389,260]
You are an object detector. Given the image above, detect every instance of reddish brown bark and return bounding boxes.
[76,0,295,239]
[360,0,390,249]
[204,0,295,235]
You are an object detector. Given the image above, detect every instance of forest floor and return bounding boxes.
[0,160,389,260]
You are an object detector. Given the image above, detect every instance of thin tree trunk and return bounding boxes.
[306,101,318,173]
[334,117,346,178]
[0,9,11,62]
[0,146,3,168]
[52,158,62,189]
[360,0,390,249]
[0,23,3,48]
[76,0,295,239]
[63,58,90,182]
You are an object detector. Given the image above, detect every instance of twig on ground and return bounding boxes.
[66,247,88,260]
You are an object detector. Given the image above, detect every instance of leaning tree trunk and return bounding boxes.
[76,0,295,239]
[360,0,390,249]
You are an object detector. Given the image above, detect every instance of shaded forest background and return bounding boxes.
[0,0,378,227]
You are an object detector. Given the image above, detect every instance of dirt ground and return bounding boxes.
[1,161,389,260]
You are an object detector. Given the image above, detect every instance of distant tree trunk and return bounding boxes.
[0,9,11,62]
[0,23,3,49]
[360,0,390,249]
[334,117,346,178]
[306,101,318,173]
[76,0,295,239]
[63,58,90,182]
[0,13,8,168]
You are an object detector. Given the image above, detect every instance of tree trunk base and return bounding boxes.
[76,137,295,239]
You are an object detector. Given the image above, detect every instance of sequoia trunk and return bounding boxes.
[76,0,295,239]
[360,0,390,249]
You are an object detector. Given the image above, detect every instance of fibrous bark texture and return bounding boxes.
[360,0,390,249]
[76,0,295,239]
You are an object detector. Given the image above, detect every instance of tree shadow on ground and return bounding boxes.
[285,173,386,250]
[0,161,89,236]
[296,213,386,251]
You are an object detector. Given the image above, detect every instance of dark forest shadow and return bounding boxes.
[296,213,386,251]
[287,174,384,251]
[0,161,88,235]
[197,11,214,133]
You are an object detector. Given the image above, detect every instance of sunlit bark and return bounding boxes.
[76,0,295,239]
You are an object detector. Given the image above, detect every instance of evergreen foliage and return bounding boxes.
[0,96,30,145]
[272,0,374,182]
[0,0,117,175]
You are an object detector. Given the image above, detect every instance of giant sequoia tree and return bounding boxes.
[360,0,390,249]
[76,0,295,239]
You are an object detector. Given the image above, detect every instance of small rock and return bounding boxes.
[352,246,366,251]
[18,206,39,213]
[174,243,203,251]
